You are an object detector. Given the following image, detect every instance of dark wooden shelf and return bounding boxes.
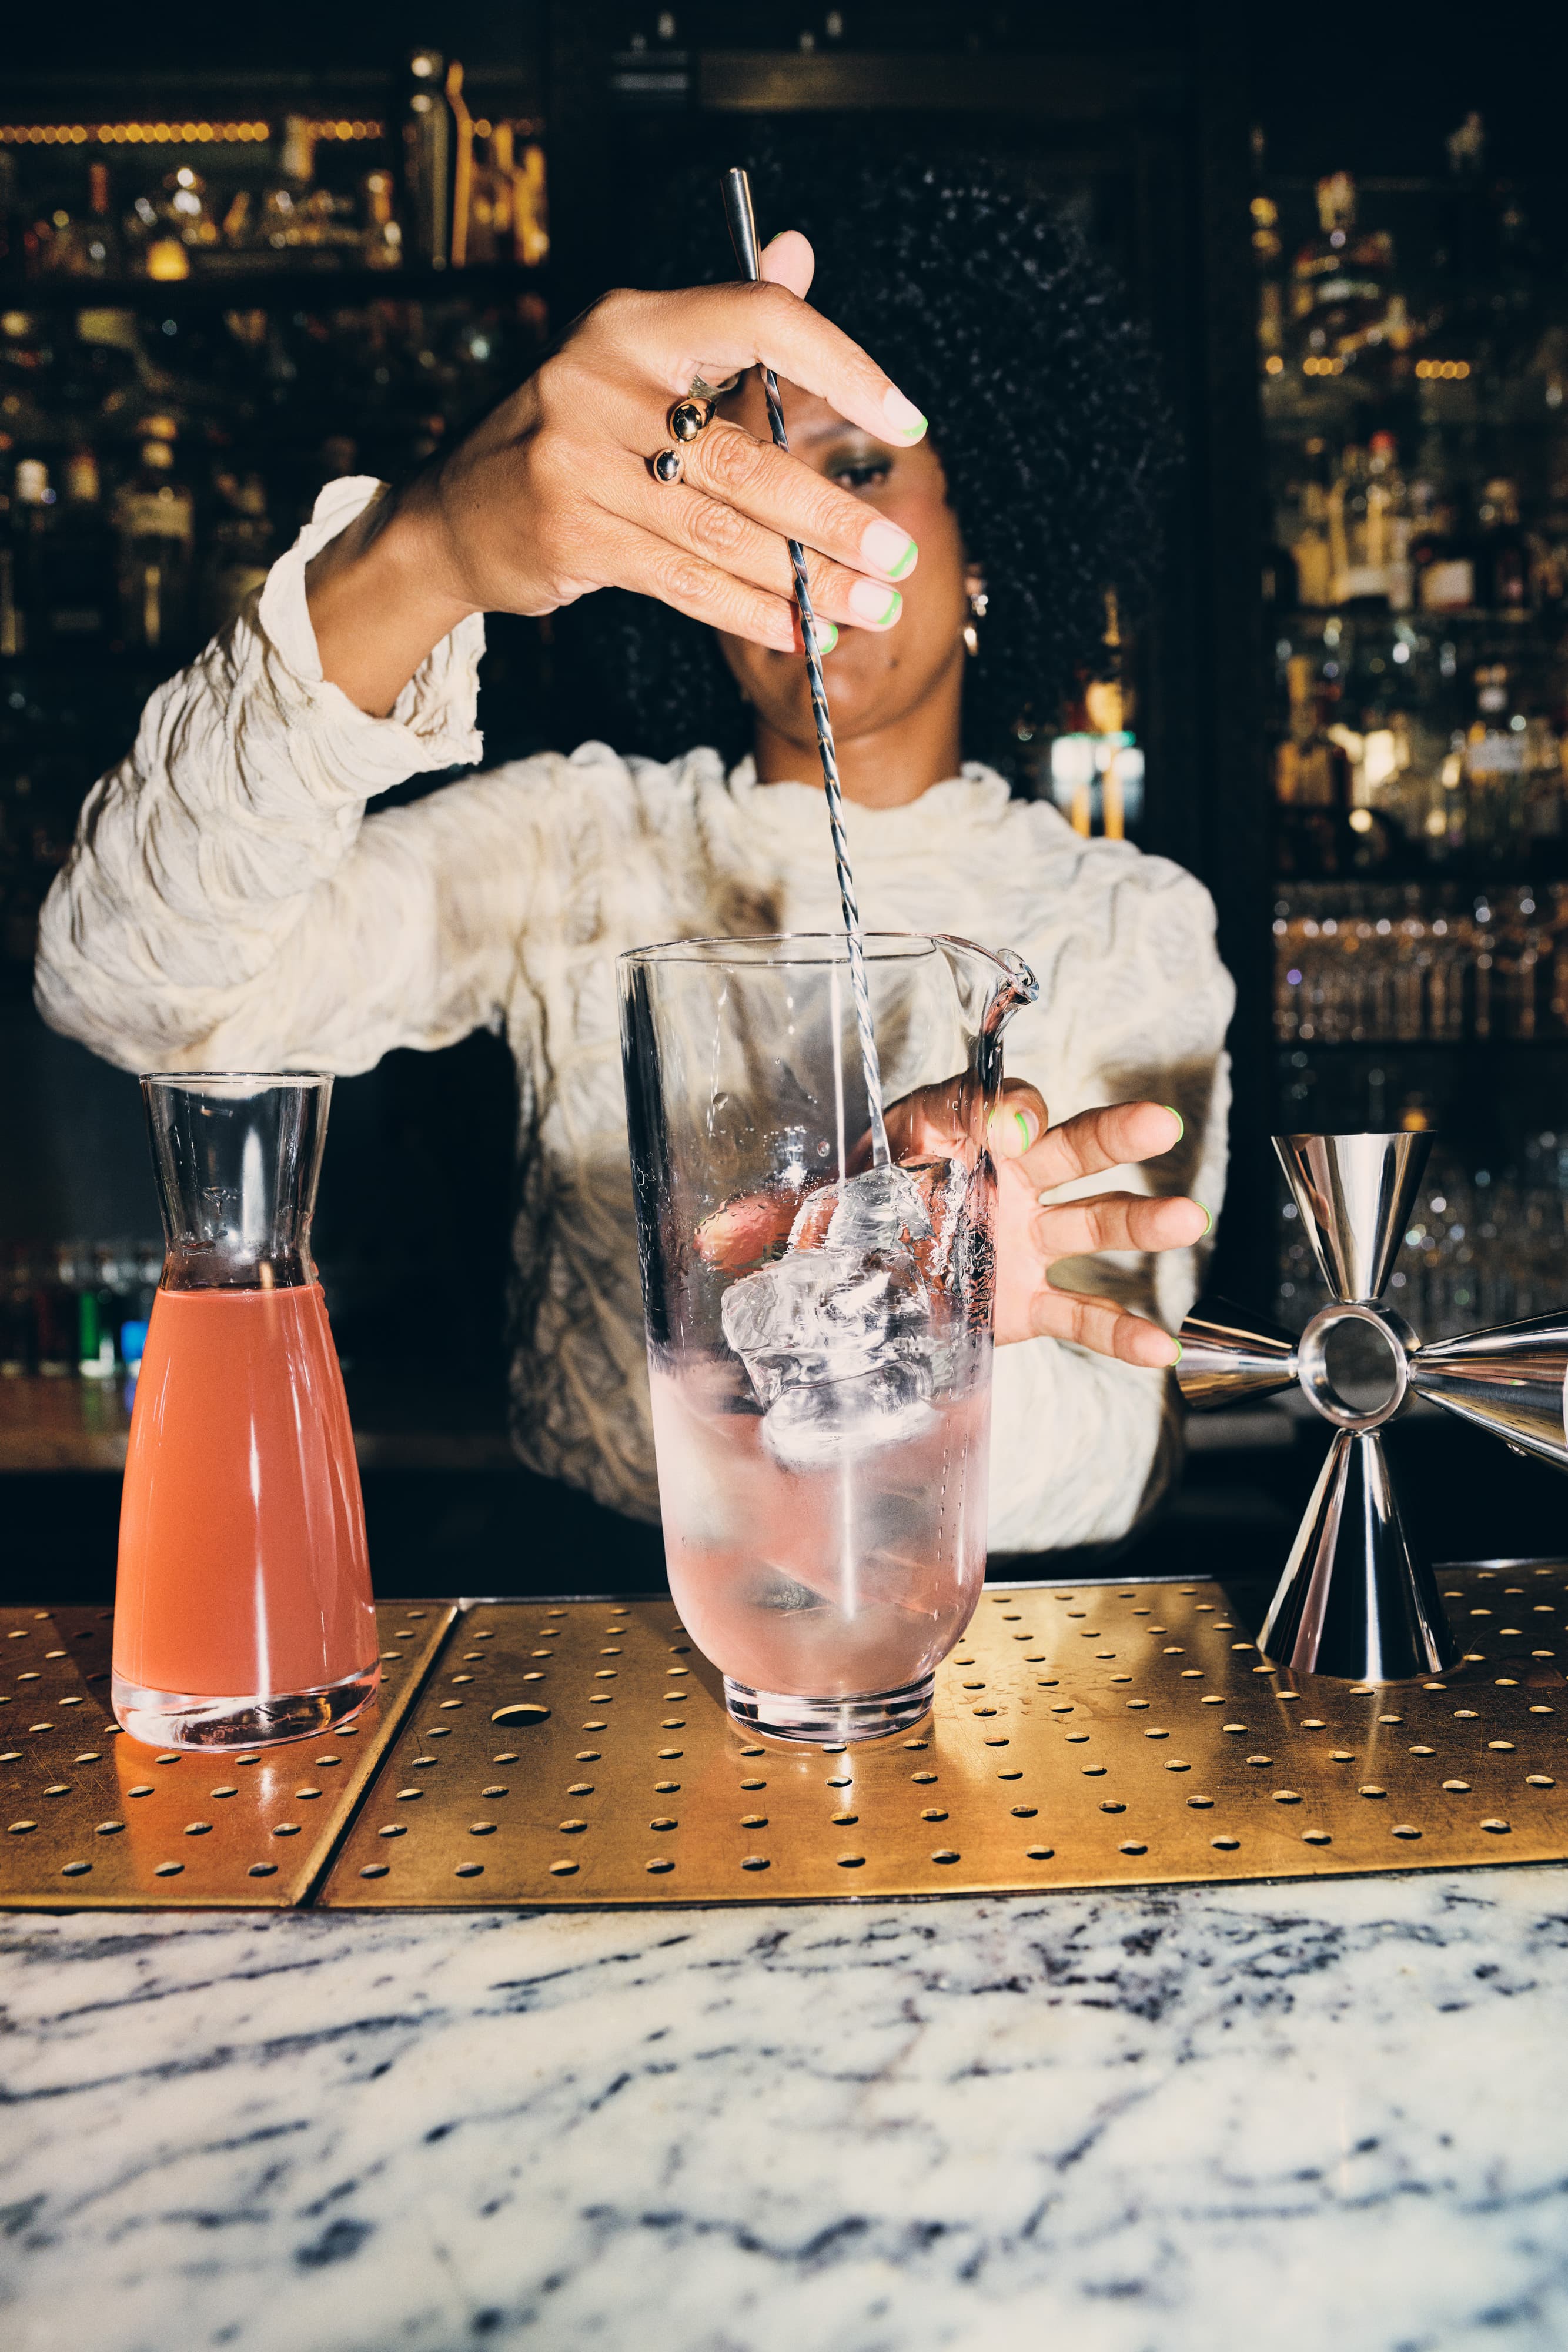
[1268,608,1562,630]
[0,260,547,312]
[1276,1035,1568,1052]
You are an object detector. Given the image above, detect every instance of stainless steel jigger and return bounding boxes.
[1177,1132,1568,1683]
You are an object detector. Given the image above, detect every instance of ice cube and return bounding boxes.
[720,1246,931,1407]
[824,1163,933,1255]
[760,1360,938,1469]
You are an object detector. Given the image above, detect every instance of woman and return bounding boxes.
[35,149,1232,1561]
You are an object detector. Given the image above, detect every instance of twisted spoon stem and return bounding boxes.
[723,168,890,1172]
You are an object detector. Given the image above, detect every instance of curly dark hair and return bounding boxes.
[556,129,1176,787]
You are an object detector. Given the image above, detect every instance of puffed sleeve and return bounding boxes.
[987,844,1234,1555]
[35,477,548,1077]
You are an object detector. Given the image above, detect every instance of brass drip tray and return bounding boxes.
[4,1567,1565,1910]
[0,1604,453,1907]
[318,1564,1568,1908]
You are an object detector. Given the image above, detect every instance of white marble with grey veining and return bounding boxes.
[5,1872,1568,2352]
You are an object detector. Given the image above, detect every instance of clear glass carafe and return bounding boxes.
[620,933,1037,1742]
[112,1074,378,1749]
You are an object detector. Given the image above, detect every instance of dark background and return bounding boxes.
[6,1,1568,1597]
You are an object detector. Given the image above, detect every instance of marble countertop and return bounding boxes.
[6,1869,1568,2352]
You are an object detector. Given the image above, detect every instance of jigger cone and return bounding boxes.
[1174,1302,1299,1409]
[1410,1309,1568,1467]
[1276,1131,1432,1302]
[1259,1428,1456,1681]
[1176,1131,1462,1683]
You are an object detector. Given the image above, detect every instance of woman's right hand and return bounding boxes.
[306,233,927,716]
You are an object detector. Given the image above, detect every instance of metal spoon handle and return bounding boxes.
[721,167,890,1170]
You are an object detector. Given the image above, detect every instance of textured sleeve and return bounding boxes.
[987,847,1235,1556]
[34,477,538,1077]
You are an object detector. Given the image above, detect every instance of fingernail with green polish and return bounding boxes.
[882,387,927,440]
[1198,1202,1213,1237]
[1170,1338,1184,1366]
[861,519,918,579]
[1162,1104,1185,1141]
[848,579,902,627]
[1014,1109,1033,1150]
[817,621,839,653]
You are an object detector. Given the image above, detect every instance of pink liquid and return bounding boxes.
[649,1359,990,1699]
[115,1285,376,1703]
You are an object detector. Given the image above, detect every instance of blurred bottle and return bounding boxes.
[112,421,195,650]
[34,1248,76,1378]
[1261,510,1298,612]
[1288,437,1334,609]
[32,447,115,649]
[1329,443,1385,606]
[404,46,453,266]
[201,465,272,633]
[1412,480,1476,613]
[38,162,123,279]
[361,169,404,270]
[1464,666,1528,860]
[125,166,220,281]
[6,455,54,652]
[0,1246,34,1376]
[1290,172,1393,363]
[1475,477,1530,613]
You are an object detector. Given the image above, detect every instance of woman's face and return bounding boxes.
[716,375,972,759]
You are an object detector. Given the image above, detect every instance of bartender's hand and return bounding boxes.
[697,1089,1206,1370]
[974,1088,1206,1367]
[306,233,925,714]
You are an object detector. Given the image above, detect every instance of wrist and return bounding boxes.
[306,483,477,716]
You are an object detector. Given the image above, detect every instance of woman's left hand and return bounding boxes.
[698,1084,1206,1368]
[977,1086,1205,1365]
[875,1081,1203,1365]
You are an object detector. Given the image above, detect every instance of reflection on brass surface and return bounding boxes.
[317,1568,1568,1908]
[0,1603,453,1909]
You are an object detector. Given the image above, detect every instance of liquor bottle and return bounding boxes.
[1463,665,1527,860]
[1261,510,1298,612]
[1368,432,1412,611]
[1475,478,1529,613]
[1275,652,1353,874]
[33,447,116,647]
[38,162,122,279]
[1288,437,1334,609]
[404,47,453,267]
[1523,717,1563,846]
[1289,172,1392,362]
[113,425,195,650]
[9,457,54,652]
[362,170,404,270]
[1412,482,1476,614]
[201,466,272,633]
[511,136,549,268]
[1329,444,1388,606]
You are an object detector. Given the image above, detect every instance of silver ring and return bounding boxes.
[688,371,738,402]
[651,447,683,485]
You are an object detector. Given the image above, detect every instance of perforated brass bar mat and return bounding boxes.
[317,1565,1568,1908]
[0,1604,454,1908]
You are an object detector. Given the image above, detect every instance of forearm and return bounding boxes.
[305,479,477,718]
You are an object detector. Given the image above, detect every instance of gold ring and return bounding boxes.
[668,397,713,443]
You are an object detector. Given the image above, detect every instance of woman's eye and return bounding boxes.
[831,458,891,491]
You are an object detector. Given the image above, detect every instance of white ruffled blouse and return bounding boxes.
[36,479,1235,1552]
